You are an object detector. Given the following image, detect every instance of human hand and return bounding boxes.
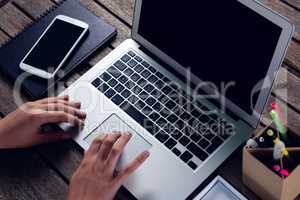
[0,96,86,149]
[68,132,150,200]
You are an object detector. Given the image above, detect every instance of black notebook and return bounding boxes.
[0,0,117,99]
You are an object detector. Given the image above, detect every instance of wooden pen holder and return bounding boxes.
[242,125,300,200]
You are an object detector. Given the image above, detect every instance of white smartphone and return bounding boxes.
[19,15,89,79]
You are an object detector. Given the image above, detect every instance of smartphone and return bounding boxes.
[20,15,89,79]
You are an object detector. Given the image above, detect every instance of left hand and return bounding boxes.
[0,96,86,149]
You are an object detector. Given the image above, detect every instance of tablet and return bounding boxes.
[193,176,248,200]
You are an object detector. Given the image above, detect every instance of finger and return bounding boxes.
[36,96,69,104]
[44,100,81,109]
[107,133,132,172]
[39,111,84,126]
[115,151,150,185]
[38,103,86,119]
[98,133,121,161]
[85,134,107,157]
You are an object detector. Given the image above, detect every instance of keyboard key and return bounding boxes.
[125,80,135,89]
[148,75,158,83]
[128,51,136,57]
[155,130,169,143]
[137,78,147,87]
[146,97,156,106]
[172,148,181,156]
[182,126,192,136]
[115,84,125,93]
[134,55,143,62]
[128,95,139,104]
[121,54,131,63]
[120,101,150,127]
[108,78,118,87]
[160,108,171,118]
[141,70,151,78]
[149,111,160,121]
[118,75,128,84]
[139,91,149,100]
[180,151,193,163]
[165,100,176,110]
[114,60,127,71]
[132,85,142,95]
[92,78,102,88]
[155,71,164,79]
[171,129,183,140]
[191,132,202,143]
[175,120,185,130]
[162,86,172,95]
[153,102,163,112]
[108,66,122,78]
[148,66,157,73]
[124,68,134,76]
[145,121,160,135]
[134,64,144,73]
[121,89,131,98]
[180,112,192,121]
[211,136,223,147]
[162,76,171,83]
[157,117,167,127]
[163,123,176,133]
[141,60,150,68]
[198,138,210,149]
[135,100,146,110]
[187,143,209,161]
[158,94,168,104]
[191,109,202,118]
[111,94,124,105]
[142,106,152,116]
[179,136,190,146]
[98,83,109,93]
[151,89,162,98]
[188,161,198,170]
[155,80,165,89]
[145,84,155,93]
[128,59,138,68]
[130,73,141,81]
[167,114,178,123]
[198,114,210,124]
[104,89,116,99]
[165,138,177,149]
[203,130,216,141]
[100,72,111,82]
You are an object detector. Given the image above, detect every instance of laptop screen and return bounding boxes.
[137,0,282,115]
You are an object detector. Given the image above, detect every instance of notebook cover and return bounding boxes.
[0,0,117,99]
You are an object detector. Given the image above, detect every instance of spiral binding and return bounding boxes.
[0,0,68,48]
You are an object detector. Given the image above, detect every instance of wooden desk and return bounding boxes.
[0,0,299,199]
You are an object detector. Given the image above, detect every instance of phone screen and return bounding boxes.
[23,19,85,73]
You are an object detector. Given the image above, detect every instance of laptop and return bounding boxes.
[60,0,294,199]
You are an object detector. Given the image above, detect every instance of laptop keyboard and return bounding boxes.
[91,50,235,170]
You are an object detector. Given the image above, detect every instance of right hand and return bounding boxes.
[68,132,150,200]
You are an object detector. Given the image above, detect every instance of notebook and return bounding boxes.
[0,0,117,99]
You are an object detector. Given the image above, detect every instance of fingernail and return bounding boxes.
[126,132,132,137]
[143,151,150,158]
[74,102,81,108]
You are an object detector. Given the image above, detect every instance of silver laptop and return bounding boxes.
[60,0,294,199]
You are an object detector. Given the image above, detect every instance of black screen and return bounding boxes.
[24,19,85,73]
[138,0,282,114]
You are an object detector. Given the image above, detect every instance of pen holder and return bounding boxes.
[242,126,300,200]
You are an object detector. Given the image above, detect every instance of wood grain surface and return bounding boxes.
[0,0,300,199]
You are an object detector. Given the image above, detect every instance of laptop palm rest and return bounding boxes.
[84,114,152,170]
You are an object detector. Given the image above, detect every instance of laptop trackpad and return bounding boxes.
[84,114,152,170]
